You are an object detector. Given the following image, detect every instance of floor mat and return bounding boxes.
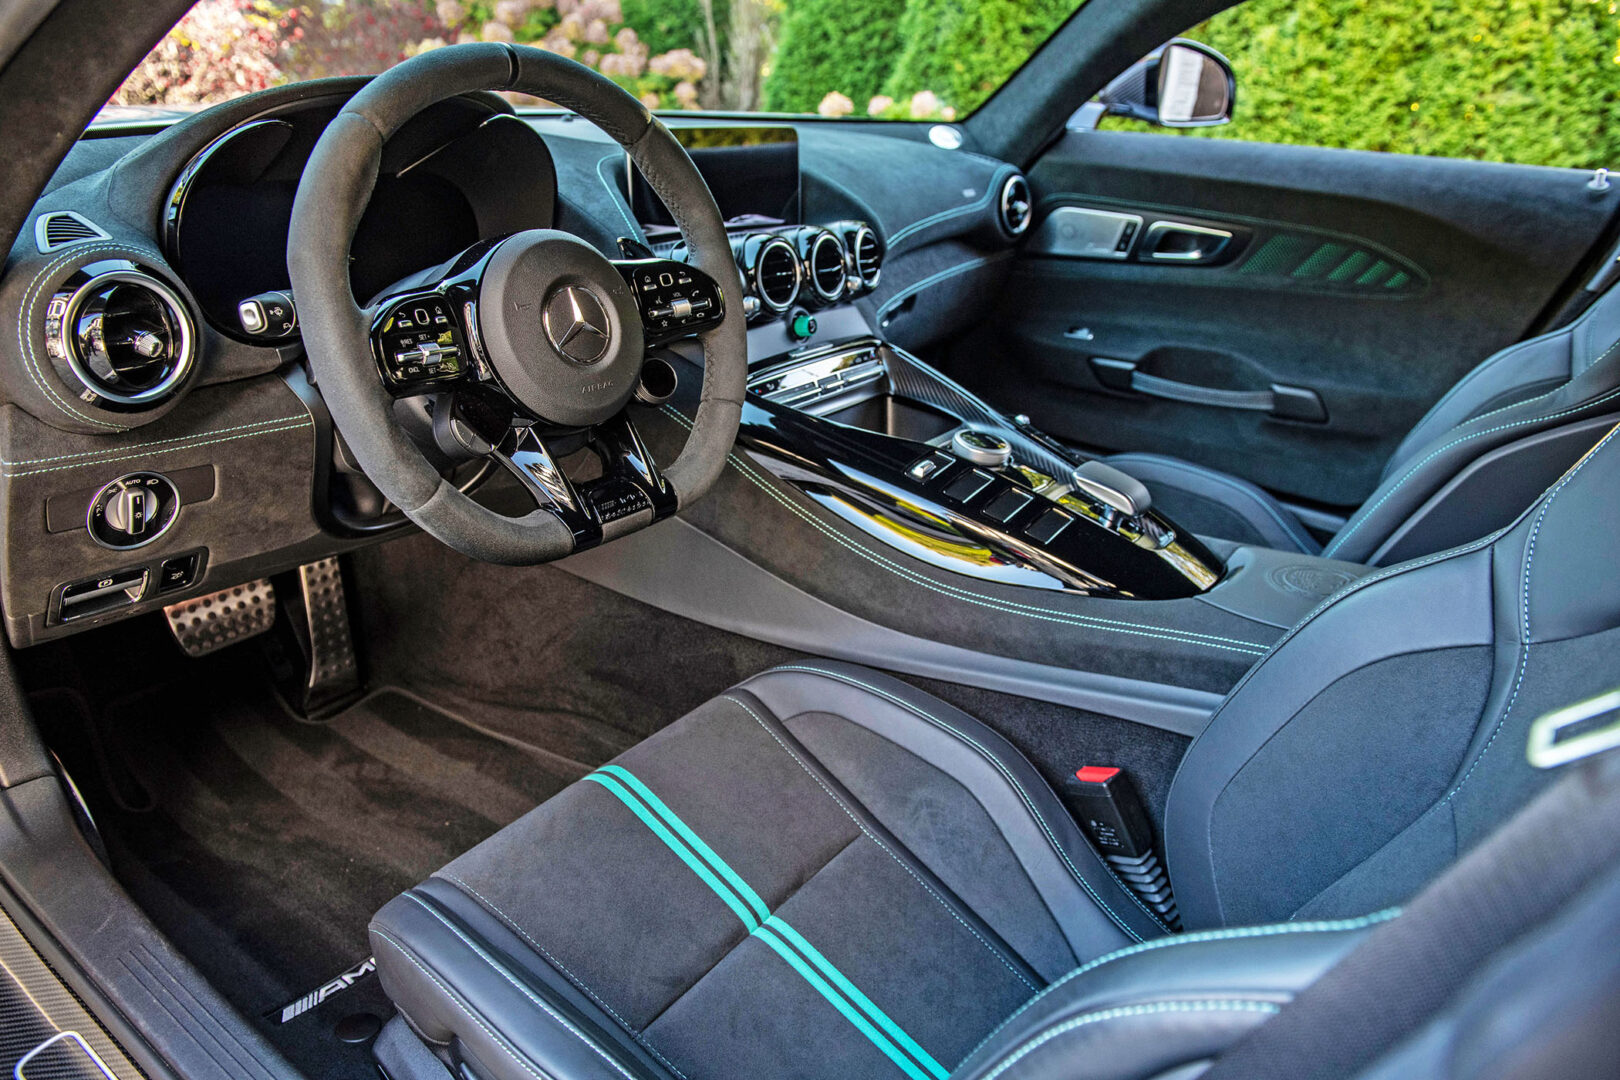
[43,659,582,1080]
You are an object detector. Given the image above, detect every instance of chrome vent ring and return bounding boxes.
[999,174,1032,237]
[807,230,847,303]
[754,237,802,313]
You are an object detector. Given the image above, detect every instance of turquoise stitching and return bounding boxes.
[661,406,1268,657]
[1326,383,1620,557]
[979,1000,1281,1080]
[887,168,1010,248]
[585,766,950,1078]
[723,694,1041,989]
[1441,422,1619,806]
[434,871,689,1080]
[876,254,1012,321]
[1,419,313,478]
[596,153,644,239]
[373,925,636,1080]
[964,907,1399,1064]
[754,668,1163,939]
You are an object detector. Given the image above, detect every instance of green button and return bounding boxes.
[791,313,817,339]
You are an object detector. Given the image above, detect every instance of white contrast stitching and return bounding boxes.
[756,668,1162,939]
[17,242,169,430]
[2,419,312,477]
[435,873,689,1080]
[372,928,622,1080]
[661,406,1268,657]
[977,1000,1281,1080]
[876,254,1012,320]
[1326,382,1620,557]
[963,907,1399,1064]
[887,167,1011,248]
[396,901,644,1080]
[724,693,1040,991]
[0,414,311,469]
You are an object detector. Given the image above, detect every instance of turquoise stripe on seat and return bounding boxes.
[584,766,948,1080]
[582,772,760,930]
[765,917,949,1080]
[597,765,771,923]
[754,924,934,1080]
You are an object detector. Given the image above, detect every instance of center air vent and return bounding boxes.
[44,263,197,409]
[999,175,1032,236]
[805,230,848,304]
[753,236,802,313]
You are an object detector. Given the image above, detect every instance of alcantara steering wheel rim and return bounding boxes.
[287,42,746,565]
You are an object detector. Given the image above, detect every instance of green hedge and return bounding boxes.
[759,0,1618,169]
[879,0,1078,113]
[1123,0,1620,169]
[620,0,726,62]
[763,0,908,113]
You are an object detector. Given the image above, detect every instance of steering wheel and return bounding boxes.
[287,43,745,564]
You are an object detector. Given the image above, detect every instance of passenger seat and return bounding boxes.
[1105,282,1620,564]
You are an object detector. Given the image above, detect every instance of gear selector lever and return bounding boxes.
[1070,460,1152,519]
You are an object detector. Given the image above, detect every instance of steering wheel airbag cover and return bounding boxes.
[478,230,643,427]
[287,43,745,564]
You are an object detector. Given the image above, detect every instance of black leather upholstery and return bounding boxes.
[372,423,1620,1080]
[1105,283,1620,564]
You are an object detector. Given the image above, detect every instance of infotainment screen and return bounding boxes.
[627,126,799,235]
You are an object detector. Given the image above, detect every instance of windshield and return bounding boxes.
[104,0,1085,124]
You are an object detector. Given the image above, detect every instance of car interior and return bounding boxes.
[2,1,1620,1079]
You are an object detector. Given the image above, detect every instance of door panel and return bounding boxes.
[941,131,1619,508]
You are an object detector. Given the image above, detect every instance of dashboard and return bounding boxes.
[0,77,1026,647]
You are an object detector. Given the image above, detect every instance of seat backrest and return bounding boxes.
[1165,421,1620,929]
[1322,283,1620,564]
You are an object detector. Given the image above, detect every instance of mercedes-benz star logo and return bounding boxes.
[541,285,612,363]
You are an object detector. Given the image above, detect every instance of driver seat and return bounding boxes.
[369,424,1620,1080]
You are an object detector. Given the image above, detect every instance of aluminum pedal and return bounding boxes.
[296,557,360,710]
[163,579,276,657]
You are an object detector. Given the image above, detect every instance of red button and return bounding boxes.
[1075,766,1121,784]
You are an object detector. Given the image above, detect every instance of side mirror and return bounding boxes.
[1080,39,1235,129]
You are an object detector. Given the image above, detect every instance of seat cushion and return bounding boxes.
[370,662,1165,1080]
[1103,452,1320,554]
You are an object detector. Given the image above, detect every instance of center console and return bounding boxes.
[738,337,1225,600]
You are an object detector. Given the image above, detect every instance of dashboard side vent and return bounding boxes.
[998,175,1032,237]
[35,211,110,253]
[755,237,802,312]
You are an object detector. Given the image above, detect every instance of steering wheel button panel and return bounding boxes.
[622,261,725,345]
[375,297,466,390]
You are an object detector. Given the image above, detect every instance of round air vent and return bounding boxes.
[752,236,802,314]
[805,230,847,304]
[999,174,1032,237]
[44,263,196,408]
[848,224,883,290]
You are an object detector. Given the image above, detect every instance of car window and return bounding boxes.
[103,0,1086,125]
[1100,0,1618,170]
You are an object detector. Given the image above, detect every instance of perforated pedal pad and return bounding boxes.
[297,557,360,707]
[163,579,277,657]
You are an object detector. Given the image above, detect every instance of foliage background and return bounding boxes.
[114,0,1620,168]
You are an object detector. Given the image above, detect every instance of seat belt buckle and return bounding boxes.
[1068,766,1181,929]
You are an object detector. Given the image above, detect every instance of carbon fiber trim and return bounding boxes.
[0,902,144,1080]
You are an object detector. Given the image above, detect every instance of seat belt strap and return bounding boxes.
[1199,745,1620,1080]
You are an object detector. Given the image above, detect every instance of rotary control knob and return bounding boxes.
[951,429,1012,468]
[88,472,179,549]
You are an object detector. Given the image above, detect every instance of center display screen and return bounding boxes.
[627,126,799,235]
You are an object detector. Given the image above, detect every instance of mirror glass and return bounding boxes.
[1157,44,1232,125]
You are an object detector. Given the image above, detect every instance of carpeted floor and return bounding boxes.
[31,647,583,1080]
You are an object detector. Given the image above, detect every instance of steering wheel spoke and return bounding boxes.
[613,258,727,346]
